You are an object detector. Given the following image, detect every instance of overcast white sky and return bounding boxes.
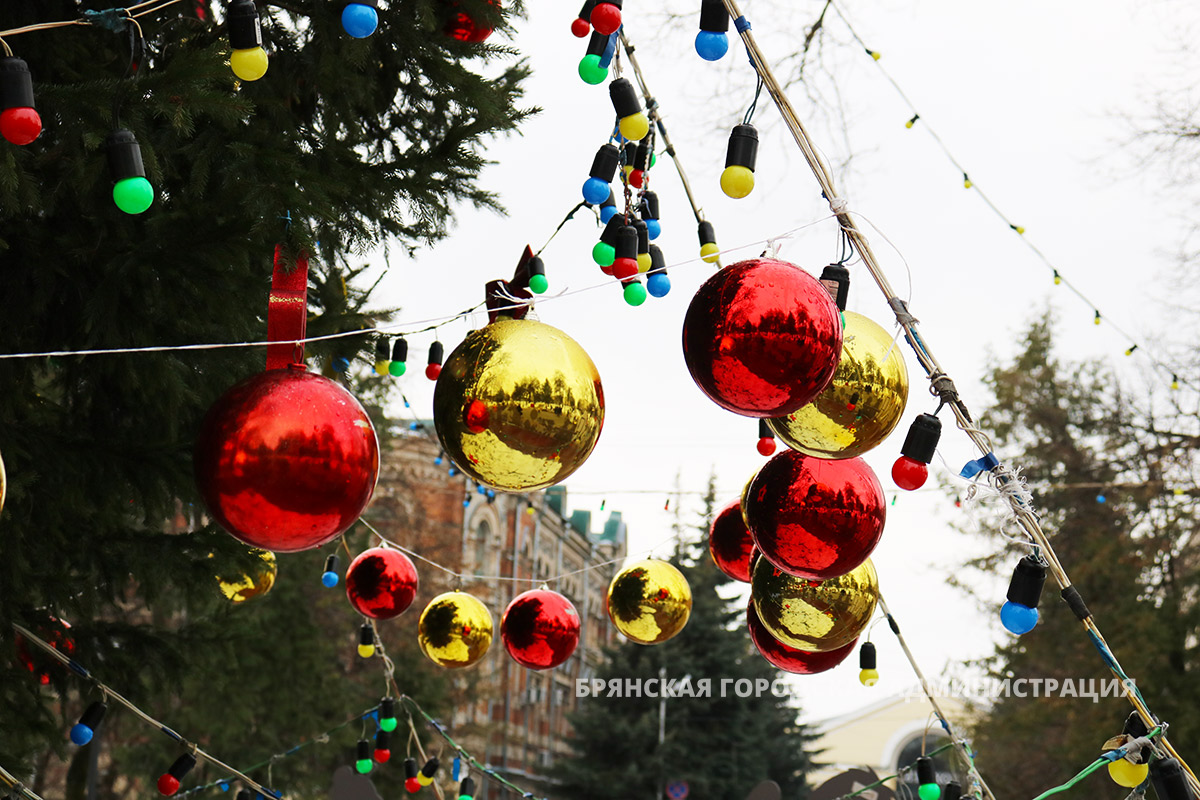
[366,0,1199,721]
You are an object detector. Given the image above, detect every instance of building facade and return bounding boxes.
[368,426,627,798]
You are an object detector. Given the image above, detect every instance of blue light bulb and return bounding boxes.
[600,204,617,223]
[1000,601,1039,634]
[582,177,610,205]
[321,571,340,588]
[448,467,457,477]
[69,723,95,745]
[647,272,671,297]
[694,30,729,61]
[342,3,378,37]
[645,219,661,239]
[333,356,351,373]
[477,485,487,495]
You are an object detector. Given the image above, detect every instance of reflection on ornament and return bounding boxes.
[194,365,380,553]
[346,547,419,620]
[443,0,496,41]
[744,450,885,581]
[682,258,842,417]
[607,559,692,644]
[0,446,6,515]
[217,549,277,603]
[501,589,580,669]
[768,312,908,459]
[418,592,493,668]
[751,557,878,652]
[432,318,604,491]
[709,499,755,583]
[15,618,73,685]
[746,599,856,674]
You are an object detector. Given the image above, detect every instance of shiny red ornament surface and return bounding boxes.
[756,436,776,457]
[891,455,928,490]
[590,2,621,34]
[443,0,496,42]
[682,258,842,418]
[346,547,419,619]
[464,399,490,433]
[194,366,380,553]
[709,499,755,583]
[746,600,856,674]
[501,589,581,669]
[744,450,885,581]
[571,17,591,37]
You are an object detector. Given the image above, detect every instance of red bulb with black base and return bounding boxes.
[571,17,590,36]
[891,456,927,490]
[157,754,196,797]
[404,757,421,793]
[747,600,856,674]
[0,57,42,145]
[346,546,419,619]
[590,0,621,35]
[501,588,581,669]
[756,419,776,456]
[709,499,755,582]
[426,341,444,381]
[892,413,940,490]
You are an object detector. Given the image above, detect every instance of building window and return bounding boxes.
[474,517,492,573]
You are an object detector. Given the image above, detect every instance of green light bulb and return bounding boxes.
[529,274,548,294]
[623,282,647,306]
[918,783,940,800]
[356,759,373,775]
[388,361,406,377]
[578,54,607,85]
[112,176,154,214]
[592,241,615,266]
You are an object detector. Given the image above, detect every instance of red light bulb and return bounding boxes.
[425,363,441,380]
[157,775,181,796]
[629,169,644,188]
[0,107,41,145]
[891,455,928,490]
[590,2,621,35]
[611,257,638,280]
[1,58,42,145]
[571,17,590,36]
[374,748,391,763]
[405,777,422,793]
[756,437,776,457]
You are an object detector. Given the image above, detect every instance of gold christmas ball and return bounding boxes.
[607,559,692,644]
[751,556,879,652]
[768,312,908,459]
[433,318,605,491]
[418,591,494,668]
[217,549,278,603]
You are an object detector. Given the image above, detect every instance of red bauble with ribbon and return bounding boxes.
[744,450,885,581]
[708,498,756,583]
[195,366,380,552]
[746,600,856,674]
[501,588,580,670]
[682,258,842,418]
[346,547,419,619]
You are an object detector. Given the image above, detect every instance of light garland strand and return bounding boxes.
[9,624,282,800]
[0,762,46,800]
[718,0,1200,793]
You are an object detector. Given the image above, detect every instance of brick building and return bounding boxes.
[368,425,627,798]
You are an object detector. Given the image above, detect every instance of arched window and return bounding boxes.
[473,517,492,573]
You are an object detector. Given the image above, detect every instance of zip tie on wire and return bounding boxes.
[959,452,999,479]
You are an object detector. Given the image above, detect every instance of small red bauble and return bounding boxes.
[747,600,856,674]
[891,455,928,490]
[194,366,380,553]
[708,499,755,583]
[744,450,885,581]
[682,258,842,418]
[501,589,580,669]
[756,436,776,457]
[590,2,621,35]
[346,547,419,619]
[570,17,591,37]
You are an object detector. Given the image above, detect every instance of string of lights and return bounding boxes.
[720,0,1200,792]
[825,0,1194,394]
[826,740,957,800]
[0,761,46,800]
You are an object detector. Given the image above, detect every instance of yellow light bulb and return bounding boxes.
[720,165,755,199]
[859,668,880,686]
[963,178,972,188]
[1053,272,1061,285]
[700,242,721,264]
[417,774,434,787]
[357,643,376,658]
[1172,379,1180,391]
[870,50,881,61]
[231,47,269,82]
[375,361,390,376]
[1014,225,1026,234]
[637,252,652,273]
[1108,759,1149,788]
[618,113,650,142]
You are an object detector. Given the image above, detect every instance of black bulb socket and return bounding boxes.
[615,225,638,260]
[859,641,877,670]
[577,0,597,20]
[942,782,962,800]
[391,338,408,363]
[374,729,390,749]
[459,778,477,799]
[641,190,660,220]
[1007,554,1047,609]
[0,57,35,110]
[375,337,389,360]
[428,341,444,366]
[819,263,850,310]
[900,413,941,464]
[228,0,263,50]
[648,244,666,275]
[420,757,439,779]
[699,0,730,32]
[359,623,374,646]
[236,790,252,800]
[167,753,197,780]
[106,129,146,181]
[589,143,620,183]
[602,188,617,209]
[632,218,649,254]
[609,77,641,119]
[78,700,108,731]
[600,214,625,246]
[527,256,545,282]
[324,554,340,573]
[1123,711,1150,739]
[915,756,935,786]
[725,123,758,170]
[698,220,717,247]
[1150,757,1192,800]
[356,740,370,761]
[634,137,652,171]
[585,30,608,57]
[403,758,419,780]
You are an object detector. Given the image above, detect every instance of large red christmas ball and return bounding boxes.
[746,600,856,674]
[681,258,842,418]
[194,366,380,553]
[443,0,496,42]
[501,589,580,670]
[346,547,419,619]
[744,450,885,581]
[709,499,755,583]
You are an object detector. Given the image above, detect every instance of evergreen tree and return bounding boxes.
[0,0,528,796]
[551,477,815,800]
[960,312,1200,800]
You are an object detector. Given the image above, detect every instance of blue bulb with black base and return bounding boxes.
[645,219,661,239]
[582,177,610,205]
[695,30,729,61]
[69,723,94,746]
[1000,601,1039,634]
[342,3,378,37]
[321,570,340,588]
[647,272,671,297]
[600,205,617,223]
[332,356,351,373]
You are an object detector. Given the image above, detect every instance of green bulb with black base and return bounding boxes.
[113,177,154,214]
[623,281,647,306]
[529,273,548,294]
[578,54,607,84]
[592,241,615,266]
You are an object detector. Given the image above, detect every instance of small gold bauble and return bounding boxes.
[418,591,494,668]
[432,318,605,491]
[768,312,908,459]
[217,549,278,603]
[607,559,692,645]
[751,557,879,652]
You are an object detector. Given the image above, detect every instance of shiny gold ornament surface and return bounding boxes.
[751,556,878,652]
[432,318,605,491]
[768,312,908,459]
[418,591,493,668]
[217,549,278,603]
[607,559,692,644]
